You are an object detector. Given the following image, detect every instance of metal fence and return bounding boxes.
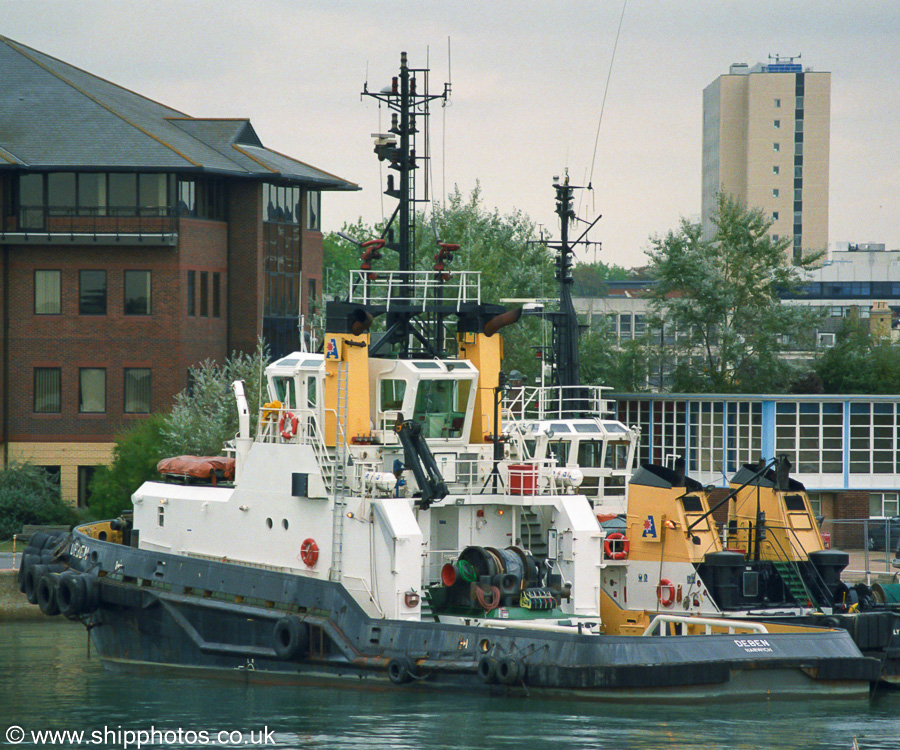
[818,518,900,583]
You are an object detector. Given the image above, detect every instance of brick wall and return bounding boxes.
[832,490,869,549]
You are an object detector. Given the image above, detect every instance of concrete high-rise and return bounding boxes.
[702,58,830,263]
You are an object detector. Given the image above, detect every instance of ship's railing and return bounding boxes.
[643,615,769,637]
[348,269,481,310]
[503,385,615,420]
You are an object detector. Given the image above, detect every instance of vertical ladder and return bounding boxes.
[329,362,349,582]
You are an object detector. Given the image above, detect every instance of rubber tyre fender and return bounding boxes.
[36,572,60,616]
[478,656,499,684]
[24,563,46,605]
[387,656,415,685]
[497,657,522,685]
[272,616,309,660]
[28,532,50,552]
[57,573,86,618]
[17,552,39,593]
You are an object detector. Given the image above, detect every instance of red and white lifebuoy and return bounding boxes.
[604,532,629,560]
[300,538,319,568]
[280,411,299,440]
[657,578,676,607]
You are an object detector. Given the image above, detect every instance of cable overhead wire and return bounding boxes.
[586,0,628,196]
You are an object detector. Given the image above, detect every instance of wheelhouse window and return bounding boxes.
[34,270,61,314]
[576,440,604,468]
[412,379,472,438]
[124,368,151,413]
[124,271,151,315]
[79,368,106,413]
[380,379,407,411]
[34,368,61,413]
[79,270,107,315]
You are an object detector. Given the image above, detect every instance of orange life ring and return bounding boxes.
[657,578,676,607]
[280,411,299,440]
[604,532,629,560]
[300,538,319,568]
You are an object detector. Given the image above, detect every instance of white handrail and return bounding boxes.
[643,615,769,636]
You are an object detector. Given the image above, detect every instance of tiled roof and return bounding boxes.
[0,35,357,190]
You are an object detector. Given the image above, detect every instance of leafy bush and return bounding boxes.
[0,463,76,540]
[163,340,269,456]
[88,342,271,519]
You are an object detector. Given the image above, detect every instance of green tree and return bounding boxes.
[0,463,76,540]
[163,340,270,456]
[571,260,631,297]
[814,315,900,393]
[646,194,823,393]
[89,343,271,518]
[87,415,170,519]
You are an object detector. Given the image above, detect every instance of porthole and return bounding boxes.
[282,518,289,530]
[266,518,273,529]
[478,638,491,653]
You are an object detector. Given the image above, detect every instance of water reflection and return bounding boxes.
[0,622,898,749]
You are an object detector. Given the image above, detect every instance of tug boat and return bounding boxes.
[597,458,900,685]
[17,52,880,700]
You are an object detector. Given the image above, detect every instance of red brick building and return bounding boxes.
[0,35,356,504]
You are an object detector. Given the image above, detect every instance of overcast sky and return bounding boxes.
[5,1,899,267]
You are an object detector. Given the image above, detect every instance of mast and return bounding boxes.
[541,175,603,407]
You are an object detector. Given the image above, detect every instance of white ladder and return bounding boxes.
[329,362,349,582]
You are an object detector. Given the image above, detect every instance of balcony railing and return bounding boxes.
[2,206,179,244]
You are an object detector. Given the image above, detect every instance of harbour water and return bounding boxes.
[1,621,899,750]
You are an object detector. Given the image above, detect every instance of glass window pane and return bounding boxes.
[139,173,166,214]
[78,173,106,215]
[124,271,151,315]
[108,173,137,214]
[124,368,151,413]
[79,368,106,413]
[47,173,76,215]
[381,379,406,410]
[187,271,196,316]
[34,368,61,413]
[306,191,320,230]
[212,272,221,317]
[79,270,107,315]
[35,270,61,314]
[200,271,208,316]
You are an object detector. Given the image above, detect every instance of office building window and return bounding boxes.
[34,270,61,314]
[200,271,209,316]
[79,368,106,413]
[212,272,221,317]
[773,188,780,198]
[124,368,151,413]
[773,143,780,152]
[77,466,98,509]
[618,313,632,340]
[795,96,804,110]
[79,270,107,315]
[47,172,77,216]
[774,119,780,128]
[124,270,151,315]
[774,98,781,108]
[34,368,61,413]
[773,212,779,221]
[187,271,196,316]
[772,166,780,175]
[306,190,321,230]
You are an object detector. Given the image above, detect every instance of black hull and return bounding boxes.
[24,529,882,702]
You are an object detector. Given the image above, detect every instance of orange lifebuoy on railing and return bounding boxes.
[300,538,319,568]
[657,578,676,607]
[604,532,629,560]
[280,411,299,440]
